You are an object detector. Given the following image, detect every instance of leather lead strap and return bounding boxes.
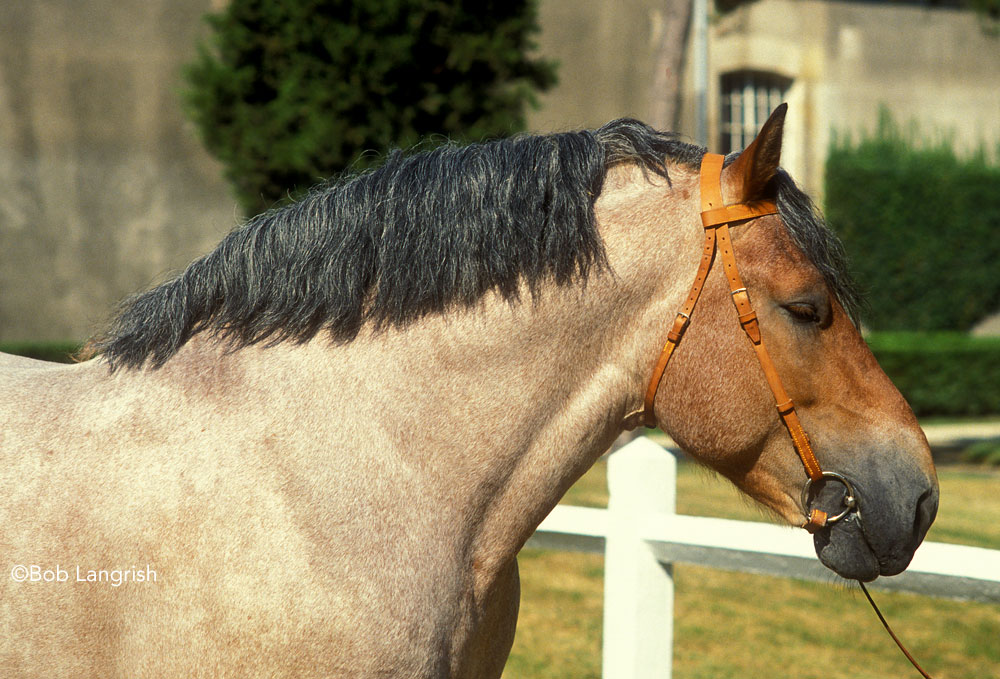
[859,582,935,678]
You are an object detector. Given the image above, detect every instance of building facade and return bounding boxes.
[687,0,1000,197]
[530,0,1000,199]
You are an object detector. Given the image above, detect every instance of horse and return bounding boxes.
[0,105,937,678]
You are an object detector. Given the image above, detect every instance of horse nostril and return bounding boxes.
[913,485,939,542]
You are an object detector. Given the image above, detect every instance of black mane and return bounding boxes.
[91,119,694,370]
[89,120,860,371]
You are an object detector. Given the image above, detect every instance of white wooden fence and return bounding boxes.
[525,437,1000,679]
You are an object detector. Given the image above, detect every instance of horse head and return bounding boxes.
[643,106,938,582]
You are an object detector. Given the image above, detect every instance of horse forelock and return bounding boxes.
[88,120,700,371]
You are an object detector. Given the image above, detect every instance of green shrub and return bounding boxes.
[867,332,1000,417]
[0,341,80,364]
[184,0,557,215]
[961,438,1000,466]
[825,108,1000,332]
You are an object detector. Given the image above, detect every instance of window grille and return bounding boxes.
[719,71,792,153]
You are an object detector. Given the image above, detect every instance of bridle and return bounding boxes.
[639,152,933,678]
[641,152,855,533]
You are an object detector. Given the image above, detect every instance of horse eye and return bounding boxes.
[784,303,820,324]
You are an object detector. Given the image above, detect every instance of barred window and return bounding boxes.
[719,71,792,153]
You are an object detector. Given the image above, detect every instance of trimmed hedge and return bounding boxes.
[825,109,1000,332]
[0,341,80,364]
[962,438,1000,466]
[867,332,1000,417]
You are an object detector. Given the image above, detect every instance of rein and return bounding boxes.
[641,153,934,678]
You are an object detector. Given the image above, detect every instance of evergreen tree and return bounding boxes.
[184,0,556,215]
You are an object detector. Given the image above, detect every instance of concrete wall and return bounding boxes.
[2,0,689,342]
[526,0,689,132]
[0,0,235,342]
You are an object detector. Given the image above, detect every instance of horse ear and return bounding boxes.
[726,103,787,203]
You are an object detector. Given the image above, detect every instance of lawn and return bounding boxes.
[502,451,1000,679]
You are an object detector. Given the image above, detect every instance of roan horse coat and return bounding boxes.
[0,109,937,677]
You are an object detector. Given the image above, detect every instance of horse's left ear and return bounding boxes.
[725,103,787,203]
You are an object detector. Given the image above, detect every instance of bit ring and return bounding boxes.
[801,471,858,525]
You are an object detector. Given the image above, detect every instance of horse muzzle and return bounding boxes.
[804,462,938,582]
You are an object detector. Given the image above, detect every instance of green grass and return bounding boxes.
[503,455,1000,679]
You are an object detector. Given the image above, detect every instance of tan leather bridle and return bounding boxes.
[640,152,933,678]
[641,153,855,533]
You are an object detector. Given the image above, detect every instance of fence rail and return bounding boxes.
[525,437,1000,679]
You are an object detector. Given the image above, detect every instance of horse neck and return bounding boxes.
[330,285,638,562]
[311,166,699,569]
[130,166,698,577]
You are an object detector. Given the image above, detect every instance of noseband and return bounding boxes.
[642,153,855,533]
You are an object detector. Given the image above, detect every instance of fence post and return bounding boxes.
[602,437,677,679]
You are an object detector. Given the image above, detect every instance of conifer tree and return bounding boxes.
[184,0,556,215]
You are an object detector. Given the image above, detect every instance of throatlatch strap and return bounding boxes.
[642,156,723,427]
[642,153,824,486]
